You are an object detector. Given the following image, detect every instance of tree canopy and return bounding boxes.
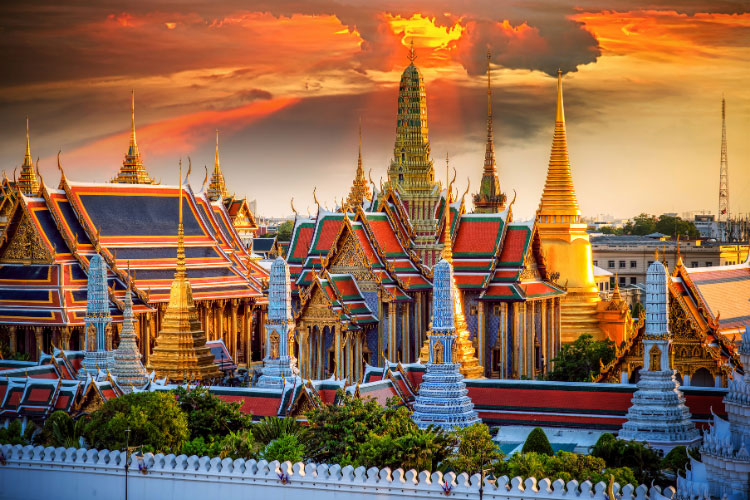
[276,220,294,242]
[174,386,253,440]
[546,334,616,382]
[621,213,699,239]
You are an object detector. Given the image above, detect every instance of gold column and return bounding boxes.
[414,292,423,355]
[334,327,344,380]
[34,326,43,361]
[387,302,397,363]
[216,300,225,342]
[477,302,486,374]
[229,300,238,362]
[377,289,383,366]
[527,302,534,379]
[145,312,153,364]
[540,300,548,374]
[401,302,410,363]
[501,303,508,379]
[78,327,85,353]
[513,303,521,378]
[245,306,254,367]
[8,326,17,354]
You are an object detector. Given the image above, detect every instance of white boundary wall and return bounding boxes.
[0,444,674,500]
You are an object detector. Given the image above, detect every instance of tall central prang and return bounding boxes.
[385,43,443,266]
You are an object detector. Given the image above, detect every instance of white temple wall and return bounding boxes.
[0,444,672,500]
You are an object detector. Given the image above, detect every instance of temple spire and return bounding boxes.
[537,70,580,218]
[345,118,371,209]
[18,117,40,196]
[473,48,505,213]
[442,155,453,263]
[112,91,156,184]
[176,159,186,280]
[207,130,227,202]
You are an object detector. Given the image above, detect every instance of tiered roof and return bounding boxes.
[111,92,156,185]
[18,118,40,196]
[0,171,266,326]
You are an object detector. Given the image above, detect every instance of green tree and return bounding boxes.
[218,429,258,459]
[37,411,87,448]
[655,215,699,239]
[357,425,453,472]
[546,334,616,382]
[522,427,554,456]
[276,220,294,242]
[181,436,223,457]
[624,214,657,236]
[175,386,253,440]
[496,451,636,486]
[591,433,661,485]
[262,434,306,463]
[252,416,307,447]
[84,391,188,453]
[0,419,35,445]
[661,445,700,475]
[441,423,503,474]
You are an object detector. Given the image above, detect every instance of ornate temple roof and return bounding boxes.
[111,92,156,185]
[0,169,266,326]
[345,122,372,209]
[537,71,580,219]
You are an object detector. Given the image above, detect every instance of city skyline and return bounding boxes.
[1,1,749,220]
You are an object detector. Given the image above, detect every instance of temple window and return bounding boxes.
[630,261,637,268]
[619,260,626,268]
[705,262,712,267]
[630,277,636,285]
[650,345,661,371]
[608,260,615,268]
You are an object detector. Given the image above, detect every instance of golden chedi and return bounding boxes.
[148,162,220,382]
[535,71,603,343]
[420,162,483,378]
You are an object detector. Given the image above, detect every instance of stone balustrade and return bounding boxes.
[0,444,675,500]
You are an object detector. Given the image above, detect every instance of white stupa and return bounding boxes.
[618,259,700,453]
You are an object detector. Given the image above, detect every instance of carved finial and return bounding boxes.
[185,157,192,183]
[407,38,416,64]
[313,186,320,210]
[202,165,208,190]
[461,177,470,202]
[290,197,298,216]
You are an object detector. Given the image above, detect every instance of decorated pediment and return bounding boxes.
[329,231,378,286]
[299,285,339,323]
[1,213,52,263]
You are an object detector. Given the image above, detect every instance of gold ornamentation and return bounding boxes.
[2,214,50,263]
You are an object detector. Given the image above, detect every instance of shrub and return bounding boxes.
[522,427,554,456]
[175,386,253,440]
[37,411,86,448]
[181,436,223,457]
[591,433,661,485]
[84,391,188,453]
[262,434,305,463]
[497,451,637,487]
[357,425,453,472]
[252,417,306,447]
[0,419,35,445]
[661,446,700,475]
[546,334,616,382]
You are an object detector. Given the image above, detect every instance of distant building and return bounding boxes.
[591,235,722,287]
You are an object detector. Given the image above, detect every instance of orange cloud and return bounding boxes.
[385,13,464,66]
[51,97,298,178]
[572,10,750,59]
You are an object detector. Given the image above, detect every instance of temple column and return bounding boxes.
[230,300,239,362]
[477,302,486,375]
[555,298,562,354]
[511,303,519,378]
[500,303,508,379]
[377,289,383,366]
[387,302,397,363]
[79,327,85,353]
[414,293,422,356]
[145,312,153,364]
[8,326,17,354]
[401,302,410,363]
[334,327,344,380]
[540,300,548,374]
[528,301,535,379]
[34,326,43,361]
[216,300,225,342]
[245,307,254,367]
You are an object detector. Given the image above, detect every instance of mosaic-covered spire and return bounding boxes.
[112,91,156,185]
[18,117,40,196]
[386,41,437,194]
[345,120,372,209]
[112,272,148,391]
[257,257,298,388]
[79,253,114,379]
[619,260,700,452]
[473,49,505,213]
[207,130,227,202]
[148,162,220,382]
[537,70,580,218]
[412,258,479,429]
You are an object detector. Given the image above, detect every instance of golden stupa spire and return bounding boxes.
[442,154,453,263]
[206,130,228,202]
[537,70,580,218]
[18,117,40,196]
[146,160,220,382]
[112,91,156,185]
[345,118,372,209]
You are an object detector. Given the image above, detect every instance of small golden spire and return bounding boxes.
[176,159,186,280]
[24,117,31,167]
[18,117,40,196]
[214,129,220,170]
[129,90,138,157]
[407,38,416,64]
[442,155,453,263]
[206,129,227,202]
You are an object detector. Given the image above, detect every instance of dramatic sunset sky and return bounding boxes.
[2,1,749,219]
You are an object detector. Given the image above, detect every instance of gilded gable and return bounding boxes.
[1,214,51,263]
[329,231,378,290]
